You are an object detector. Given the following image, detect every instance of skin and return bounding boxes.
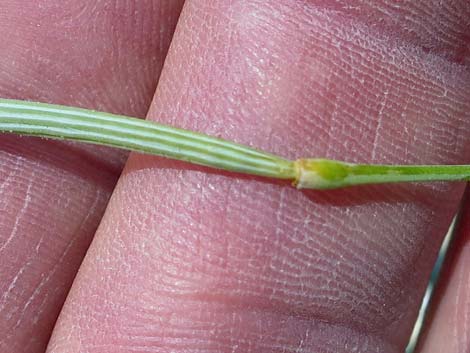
[0,0,184,352]
[0,0,469,352]
[419,186,470,352]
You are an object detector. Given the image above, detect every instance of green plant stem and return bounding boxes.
[0,98,469,190]
[294,159,470,189]
[0,98,295,179]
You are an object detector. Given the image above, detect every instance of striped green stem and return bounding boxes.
[0,98,295,179]
[0,98,469,190]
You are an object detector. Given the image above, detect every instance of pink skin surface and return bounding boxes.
[43,1,470,353]
[419,186,470,353]
[0,1,184,352]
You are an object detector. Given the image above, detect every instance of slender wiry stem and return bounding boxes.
[293,159,470,189]
[0,98,469,189]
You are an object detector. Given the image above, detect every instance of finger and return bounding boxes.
[48,1,470,352]
[0,1,184,352]
[417,185,470,353]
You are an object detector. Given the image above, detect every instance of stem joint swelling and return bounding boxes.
[0,98,469,190]
[294,159,350,190]
[294,159,470,190]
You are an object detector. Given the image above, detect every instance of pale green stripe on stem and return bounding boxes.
[0,98,295,180]
[0,98,469,190]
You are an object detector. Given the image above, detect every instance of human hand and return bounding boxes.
[1,1,469,352]
[0,0,184,351]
